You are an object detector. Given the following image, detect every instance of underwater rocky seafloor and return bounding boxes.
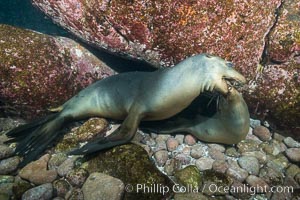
[0,117,300,200]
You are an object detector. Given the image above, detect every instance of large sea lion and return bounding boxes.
[141,87,250,144]
[5,54,246,166]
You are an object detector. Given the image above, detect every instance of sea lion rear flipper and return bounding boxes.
[70,111,142,155]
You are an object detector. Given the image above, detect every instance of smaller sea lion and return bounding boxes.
[5,54,246,166]
[141,87,250,144]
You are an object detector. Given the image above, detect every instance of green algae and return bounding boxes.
[81,144,173,200]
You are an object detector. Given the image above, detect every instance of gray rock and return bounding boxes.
[259,166,284,186]
[82,173,124,200]
[22,183,53,200]
[207,144,225,152]
[238,156,260,175]
[184,135,197,146]
[48,153,68,170]
[246,175,270,193]
[66,168,89,187]
[226,160,249,182]
[285,148,300,162]
[212,160,229,174]
[195,157,214,171]
[0,156,20,175]
[174,153,191,165]
[53,179,71,198]
[285,164,300,178]
[237,139,260,153]
[67,188,84,200]
[267,154,289,172]
[190,144,206,159]
[295,173,300,185]
[0,145,14,160]
[273,132,285,142]
[250,119,261,128]
[253,126,271,141]
[241,151,267,164]
[230,181,252,199]
[208,148,225,160]
[154,150,169,166]
[154,140,167,151]
[0,175,14,184]
[0,183,13,197]
[164,159,181,176]
[155,135,171,142]
[283,137,300,148]
[166,138,179,151]
[175,134,185,144]
[225,147,240,157]
[57,157,77,177]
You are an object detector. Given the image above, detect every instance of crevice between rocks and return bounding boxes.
[260,0,285,66]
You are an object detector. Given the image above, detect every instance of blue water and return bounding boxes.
[0,0,155,72]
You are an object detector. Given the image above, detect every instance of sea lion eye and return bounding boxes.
[226,62,234,68]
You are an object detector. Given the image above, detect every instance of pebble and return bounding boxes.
[66,168,89,187]
[226,160,248,182]
[273,132,285,142]
[0,156,20,175]
[259,166,283,186]
[182,146,191,155]
[283,137,300,148]
[154,140,167,151]
[285,148,300,162]
[12,177,33,199]
[48,153,68,170]
[208,148,225,160]
[154,150,169,166]
[22,183,53,200]
[166,138,179,151]
[184,134,197,146]
[241,151,267,164]
[212,160,229,174]
[295,173,300,185]
[82,173,124,200]
[0,145,14,160]
[175,134,184,144]
[57,157,77,177]
[225,147,240,157]
[190,144,206,159]
[237,139,260,153]
[238,156,260,175]
[195,157,214,171]
[155,135,171,142]
[53,179,71,198]
[285,164,300,178]
[207,144,225,152]
[164,159,181,176]
[230,181,252,199]
[140,134,156,146]
[250,119,261,128]
[67,188,84,200]
[19,154,57,185]
[174,192,208,200]
[0,175,14,184]
[246,175,270,192]
[253,126,271,141]
[0,183,13,197]
[174,153,191,165]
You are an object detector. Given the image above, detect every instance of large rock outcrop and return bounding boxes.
[0,24,114,119]
[31,0,299,135]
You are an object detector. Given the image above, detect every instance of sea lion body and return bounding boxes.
[6,54,246,165]
[142,87,250,144]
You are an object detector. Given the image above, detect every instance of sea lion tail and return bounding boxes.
[5,113,65,167]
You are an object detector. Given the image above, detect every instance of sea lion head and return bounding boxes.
[192,54,246,95]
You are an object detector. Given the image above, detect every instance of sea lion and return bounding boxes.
[5,53,246,166]
[141,87,250,144]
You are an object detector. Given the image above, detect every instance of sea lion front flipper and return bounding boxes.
[69,111,142,155]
